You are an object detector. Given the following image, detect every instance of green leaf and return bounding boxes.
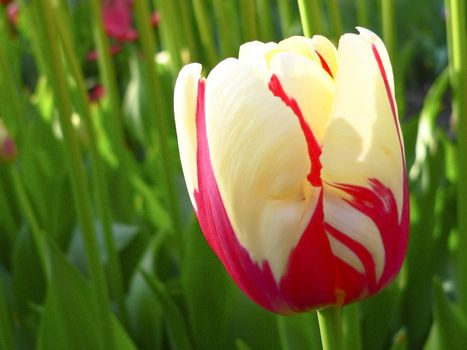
[12,227,47,316]
[389,328,408,350]
[141,270,193,350]
[126,235,164,350]
[425,279,467,350]
[37,240,136,350]
[277,313,322,350]
[235,339,253,350]
[361,282,401,350]
[0,276,15,350]
[68,221,138,272]
[180,220,230,349]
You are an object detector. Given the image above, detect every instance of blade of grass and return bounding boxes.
[34,0,116,347]
[445,0,467,317]
[192,0,217,67]
[381,0,396,65]
[52,1,128,326]
[133,0,183,254]
[298,0,322,37]
[326,0,343,39]
[256,0,274,41]
[356,0,369,27]
[0,269,15,350]
[88,0,129,166]
[240,0,258,42]
[154,0,184,71]
[212,0,240,57]
[277,0,292,36]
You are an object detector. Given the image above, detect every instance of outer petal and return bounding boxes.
[321,29,408,301]
[205,58,315,282]
[174,63,202,209]
[193,58,336,312]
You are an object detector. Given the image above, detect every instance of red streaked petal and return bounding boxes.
[194,78,290,313]
[329,178,408,292]
[268,74,322,187]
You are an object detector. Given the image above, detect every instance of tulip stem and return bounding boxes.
[297,0,322,37]
[445,0,467,316]
[317,306,344,350]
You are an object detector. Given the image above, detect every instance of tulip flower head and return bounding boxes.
[174,28,409,314]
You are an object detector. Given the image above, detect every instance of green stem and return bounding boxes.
[176,0,200,62]
[277,0,292,36]
[256,0,274,41]
[192,0,217,67]
[239,0,258,42]
[133,0,183,252]
[35,0,115,347]
[52,1,128,326]
[327,0,344,39]
[298,0,322,37]
[317,306,344,350]
[9,167,50,280]
[381,0,395,64]
[212,0,240,57]
[155,0,184,71]
[343,304,362,350]
[356,0,369,27]
[445,0,467,316]
[0,281,14,350]
[88,0,127,160]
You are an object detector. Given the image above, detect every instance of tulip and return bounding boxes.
[174,28,409,314]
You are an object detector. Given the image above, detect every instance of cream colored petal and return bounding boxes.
[276,36,321,64]
[311,35,338,77]
[321,29,404,220]
[320,29,404,285]
[269,52,335,142]
[238,41,277,83]
[205,58,318,281]
[174,63,202,210]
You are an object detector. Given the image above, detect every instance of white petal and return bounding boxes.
[174,63,202,210]
[321,29,404,220]
[205,58,318,281]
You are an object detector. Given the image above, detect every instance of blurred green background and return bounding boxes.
[0,0,466,349]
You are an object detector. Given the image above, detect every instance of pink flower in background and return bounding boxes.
[102,0,138,42]
[174,28,409,314]
[6,2,19,25]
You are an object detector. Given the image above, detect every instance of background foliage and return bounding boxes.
[0,0,465,349]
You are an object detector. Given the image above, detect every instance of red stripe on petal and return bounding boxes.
[331,178,408,291]
[372,44,404,162]
[315,51,334,79]
[326,223,377,294]
[268,74,322,186]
